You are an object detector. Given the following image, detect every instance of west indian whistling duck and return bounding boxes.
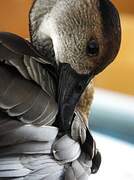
[0,0,121,179]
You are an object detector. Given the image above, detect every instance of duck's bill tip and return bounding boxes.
[91,150,101,174]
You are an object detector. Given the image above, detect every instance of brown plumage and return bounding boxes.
[77,80,94,124]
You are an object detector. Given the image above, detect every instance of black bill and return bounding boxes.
[57,63,93,132]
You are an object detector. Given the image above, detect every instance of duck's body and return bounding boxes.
[0,36,95,179]
[0,0,121,179]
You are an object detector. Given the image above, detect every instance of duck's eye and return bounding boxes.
[86,40,99,57]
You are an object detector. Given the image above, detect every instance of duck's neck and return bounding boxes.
[29,0,57,63]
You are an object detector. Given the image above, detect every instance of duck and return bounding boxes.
[0,0,121,179]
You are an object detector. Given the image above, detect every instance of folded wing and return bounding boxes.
[0,32,58,126]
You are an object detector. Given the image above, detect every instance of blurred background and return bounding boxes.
[0,1,133,180]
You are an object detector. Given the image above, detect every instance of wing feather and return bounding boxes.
[0,32,57,96]
[0,64,58,126]
[0,112,23,136]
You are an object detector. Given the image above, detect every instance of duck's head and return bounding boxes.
[30,0,121,131]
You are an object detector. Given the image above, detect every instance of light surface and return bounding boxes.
[90,88,134,143]
[90,132,134,180]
